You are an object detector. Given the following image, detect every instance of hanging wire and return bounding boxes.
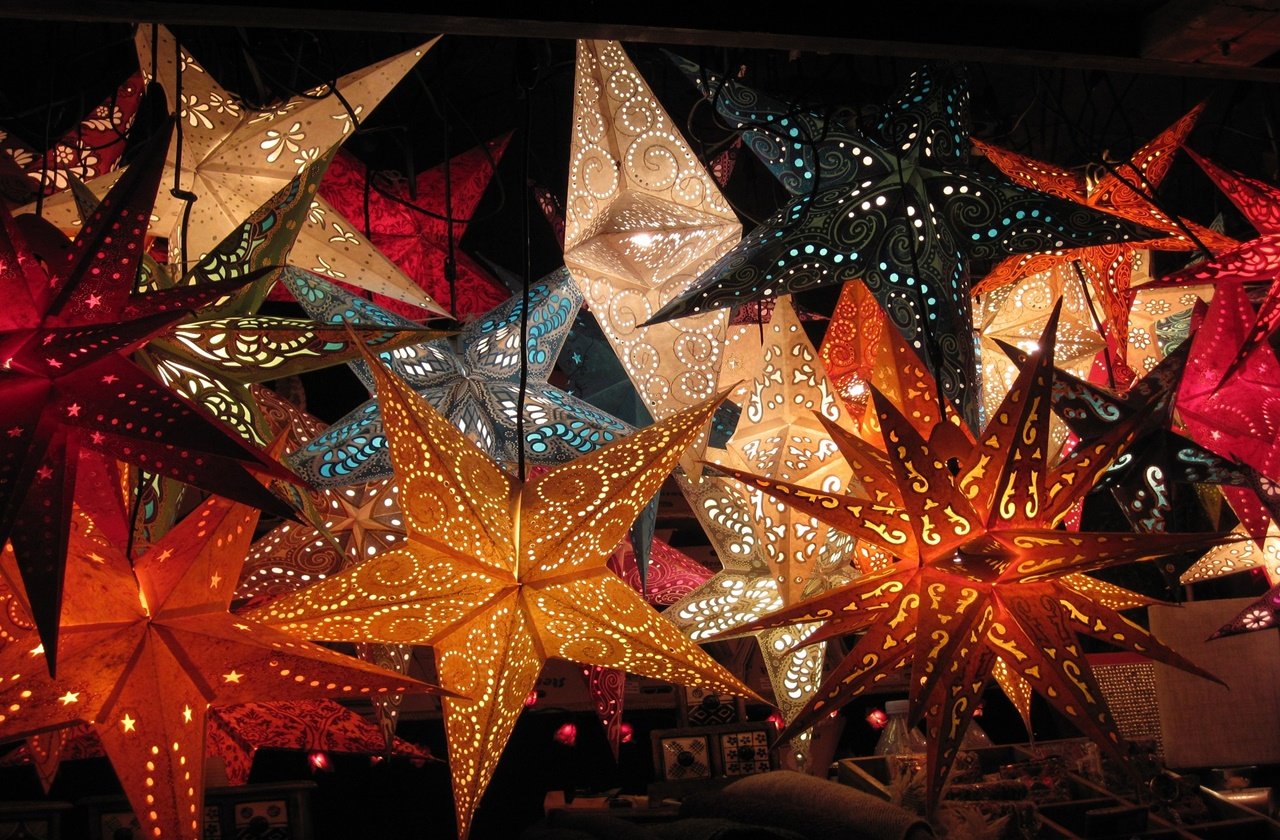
[1070,259,1117,390]
[164,27,200,277]
[515,43,538,484]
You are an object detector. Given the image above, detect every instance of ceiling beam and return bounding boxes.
[4,0,1280,83]
[1143,0,1280,66]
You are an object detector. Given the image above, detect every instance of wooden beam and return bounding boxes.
[1143,0,1280,66]
[4,0,1280,82]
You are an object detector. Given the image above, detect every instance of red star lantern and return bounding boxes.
[0,128,294,671]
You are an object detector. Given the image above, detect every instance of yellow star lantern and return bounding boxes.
[32,25,445,314]
[564,40,740,467]
[251,339,758,838]
[708,306,1226,808]
[0,498,438,840]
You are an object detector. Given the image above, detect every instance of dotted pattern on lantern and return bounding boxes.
[252,351,756,839]
[1092,660,1164,754]
[563,40,738,432]
[31,25,442,313]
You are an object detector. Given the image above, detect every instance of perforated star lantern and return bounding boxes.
[979,262,1105,454]
[1178,282,1280,488]
[4,699,432,792]
[1161,148,1280,379]
[252,342,758,838]
[315,138,511,318]
[0,71,143,202]
[283,266,630,487]
[971,105,1234,374]
[649,59,1157,422]
[0,128,297,672]
[237,386,406,602]
[668,297,881,763]
[707,310,1225,808]
[0,494,438,840]
[30,25,444,314]
[564,40,739,461]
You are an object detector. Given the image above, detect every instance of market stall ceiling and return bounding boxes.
[6,0,1280,81]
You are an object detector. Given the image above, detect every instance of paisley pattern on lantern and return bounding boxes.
[26,25,445,313]
[284,268,631,486]
[564,40,739,459]
[252,344,757,840]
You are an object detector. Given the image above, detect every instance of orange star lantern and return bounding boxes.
[0,496,439,840]
[972,105,1234,379]
[252,340,758,838]
[709,308,1225,808]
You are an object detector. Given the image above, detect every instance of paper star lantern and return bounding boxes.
[30,25,444,314]
[978,262,1104,453]
[1178,282,1280,487]
[236,387,406,602]
[0,71,144,202]
[252,342,758,838]
[315,138,511,318]
[1126,281,1213,375]
[563,40,739,463]
[707,310,1224,807]
[1183,521,1280,587]
[649,59,1156,422]
[1161,148,1280,378]
[283,266,630,487]
[0,129,297,670]
[667,298,882,764]
[0,493,438,840]
[1211,584,1280,638]
[3,699,432,791]
[970,105,1234,373]
[55,156,442,448]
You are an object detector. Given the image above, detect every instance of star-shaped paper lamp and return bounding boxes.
[668,297,882,763]
[283,266,630,487]
[237,386,406,602]
[1032,343,1275,538]
[707,310,1224,807]
[1178,282,1280,490]
[252,341,758,838]
[1125,281,1213,375]
[563,40,739,461]
[649,59,1157,421]
[1211,584,1280,638]
[316,138,511,318]
[0,492,438,840]
[0,72,144,202]
[58,154,440,448]
[31,25,444,314]
[1161,148,1280,377]
[0,128,299,671]
[979,263,1104,453]
[971,106,1234,373]
[4,699,432,792]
